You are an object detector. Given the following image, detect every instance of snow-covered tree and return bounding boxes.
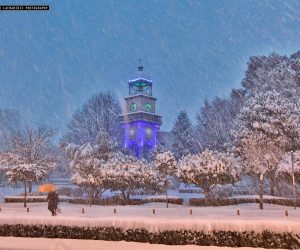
[195,93,245,152]
[65,143,110,206]
[242,53,299,98]
[172,111,195,159]
[62,92,121,146]
[105,153,156,202]
[0,125,57,207]
[153,150,177,207]
[0,145,56,207]
[7,125,57,193]
[1,159,50,207]
[178,150,237,198]
[232,90,300,208]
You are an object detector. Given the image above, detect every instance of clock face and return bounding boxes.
[144,103,152,112]
[130,102,137,112]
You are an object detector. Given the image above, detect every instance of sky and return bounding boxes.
[0,0,300,139]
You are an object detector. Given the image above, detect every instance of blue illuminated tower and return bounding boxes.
[119,64,162,158]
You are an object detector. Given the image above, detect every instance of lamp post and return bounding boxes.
[291,151,296,210]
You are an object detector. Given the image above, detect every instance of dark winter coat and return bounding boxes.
[47,191,59,211]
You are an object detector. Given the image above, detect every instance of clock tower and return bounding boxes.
[119,63,162,158]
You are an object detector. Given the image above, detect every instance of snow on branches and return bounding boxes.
[105,153,157,200]
[277,151,300,175]
[232,90,300,208]
[234,90,300,152]
[0,152,50,184]
[0,125,56,190]
[65,143,108,203]
[177,150,238,198]
[65,143,159,203]
[153,150,177,178]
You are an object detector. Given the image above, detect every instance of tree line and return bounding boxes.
[0,52,300,209]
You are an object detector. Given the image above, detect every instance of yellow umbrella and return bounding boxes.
[38,183,57,193]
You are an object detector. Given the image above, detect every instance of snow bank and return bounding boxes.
[0,237,278,250]
[0,202,299,235]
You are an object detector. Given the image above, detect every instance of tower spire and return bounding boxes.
[138,58,143,72]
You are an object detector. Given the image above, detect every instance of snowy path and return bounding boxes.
[0,202,299,234]
[0,237,281,250]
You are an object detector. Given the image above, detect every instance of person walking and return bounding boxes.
[47,190,59,216]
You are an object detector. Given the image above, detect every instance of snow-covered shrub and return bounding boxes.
[189,197,300,208]
[178,150,238,198]
[64,143,110,205]
[105,153,158,201]
[210,184,233,198]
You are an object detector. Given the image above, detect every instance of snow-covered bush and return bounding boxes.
[65,143,111,205]
[178,150,238,198]
[105,153,157,201]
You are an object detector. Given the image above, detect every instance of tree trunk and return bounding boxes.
[121,190,126,200]
[24,181,27,208]
[270,173,276,196]
[28,182,32,194]
[259,174,264,210]
[126,191,131,205]
[165,180,169,208]
[203,185,210,199]
[88,189,93,207]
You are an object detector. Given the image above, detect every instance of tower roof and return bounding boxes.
[128,60,153,96]
[129,59,152,83]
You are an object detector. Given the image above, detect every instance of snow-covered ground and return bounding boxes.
[0,237,281,250]
[0,202,299,234]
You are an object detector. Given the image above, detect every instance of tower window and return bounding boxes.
[129,128,135,138]
[146,128,152,139]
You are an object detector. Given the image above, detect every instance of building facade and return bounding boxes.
[119,65,162,158]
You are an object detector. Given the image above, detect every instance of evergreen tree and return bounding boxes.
[172,111,194,159]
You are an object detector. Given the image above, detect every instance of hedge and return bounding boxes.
[4,196,71,203]
[4,196,183,206]
[69,197,183,206]
[0,224,298,249]
[190,197,300,207]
